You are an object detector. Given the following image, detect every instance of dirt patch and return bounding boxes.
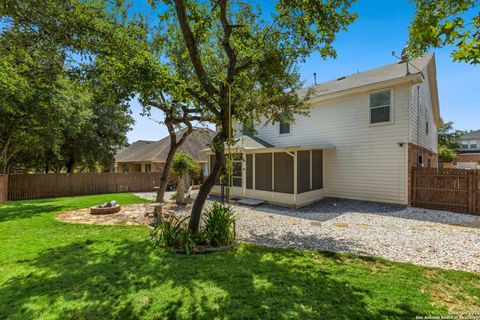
[56,202,193,226]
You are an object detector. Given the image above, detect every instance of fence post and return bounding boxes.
[472,170,478,215]
[468,171,474,214]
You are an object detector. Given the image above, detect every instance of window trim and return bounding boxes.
[368,88,394,126]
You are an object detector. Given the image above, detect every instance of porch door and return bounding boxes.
[230,153,243,187]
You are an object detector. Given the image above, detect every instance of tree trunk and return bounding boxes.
[176,174,185,204]
[0,123,15,174]
[189,140,226,232]
[156,140,177,202]
[65,155,75,173]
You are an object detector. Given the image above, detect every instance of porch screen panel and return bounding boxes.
[297,151,311,193]
[255,153,272,191]
[312,150,323,190]
[246,154,253,189]
[274,152,294,194]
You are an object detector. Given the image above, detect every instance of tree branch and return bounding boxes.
[173,0,219,98]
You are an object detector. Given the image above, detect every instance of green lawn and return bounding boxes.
[0,194,479,319]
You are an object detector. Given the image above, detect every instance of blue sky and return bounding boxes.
[127,0,480,142]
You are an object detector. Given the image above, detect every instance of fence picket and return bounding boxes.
[412,167,479,215]
[6,172,165,201]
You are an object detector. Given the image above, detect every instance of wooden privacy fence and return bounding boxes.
[8,172,162,201]
[0,175,8,204]
[411,167,479,215]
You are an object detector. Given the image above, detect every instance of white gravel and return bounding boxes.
[135,193,480,272]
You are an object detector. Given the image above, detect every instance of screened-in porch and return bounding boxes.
[207,137,334,207]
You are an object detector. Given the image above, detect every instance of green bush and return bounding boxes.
[151,202,236,253]
[202,203,236,246]
[151,216,189,249]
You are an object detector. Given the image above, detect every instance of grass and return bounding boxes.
[0,194,479,319]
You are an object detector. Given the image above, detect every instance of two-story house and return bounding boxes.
[456,130,480,169]
[207,54,442,207]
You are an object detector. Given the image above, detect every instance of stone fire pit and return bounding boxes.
[90,200,121,215]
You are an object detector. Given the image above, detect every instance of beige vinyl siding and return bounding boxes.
[409,71,438,153]
[254,84,411,204]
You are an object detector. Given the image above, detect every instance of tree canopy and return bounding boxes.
[0,0,138,172]
[437,121,465,163]
[408,0,480,64]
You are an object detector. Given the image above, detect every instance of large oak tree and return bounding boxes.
[155,0,357,232]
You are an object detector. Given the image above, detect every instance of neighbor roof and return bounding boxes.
[115,128,216,163]
[461,130,480,140]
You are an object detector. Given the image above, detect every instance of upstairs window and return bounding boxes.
[369,90,391,124]
[144,163,151,172]
[462,140,479,149]
[279,122,291,135]
[242,118,255,136]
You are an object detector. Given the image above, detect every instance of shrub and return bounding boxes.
[151,216,203,254]
[150,202,236,253]
[151,216,188,248]
[202,203,236,246]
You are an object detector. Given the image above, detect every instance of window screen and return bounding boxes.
[255,153,272,191]
[246,154,253,189]
[312,150,323,190]
[297,151,311,193]
[274,152,294,194]
[370,90,391,124]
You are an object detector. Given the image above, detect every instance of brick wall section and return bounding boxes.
[455,154,480,164]
[407,143,438,204]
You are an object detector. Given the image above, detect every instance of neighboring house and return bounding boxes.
[115,128,215,175]
[207,54,441,207]
[456,130,480,169]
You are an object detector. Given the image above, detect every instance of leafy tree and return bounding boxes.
[437,121,465,163]
[438,145,458,163]
[0,0,137,173]
[171,151,200,205]
[155,0,357,232]
[408,0,480,64]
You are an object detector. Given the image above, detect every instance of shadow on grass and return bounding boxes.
[0,199,66,222]
[0,239,425,319]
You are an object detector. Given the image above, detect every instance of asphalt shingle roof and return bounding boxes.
[115,128,216,163]
[298,54,433,99]
[461,130,480,140]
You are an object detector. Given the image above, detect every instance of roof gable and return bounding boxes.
[115,128,215,163]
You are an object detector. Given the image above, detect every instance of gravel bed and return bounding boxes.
[134,193,480,272]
